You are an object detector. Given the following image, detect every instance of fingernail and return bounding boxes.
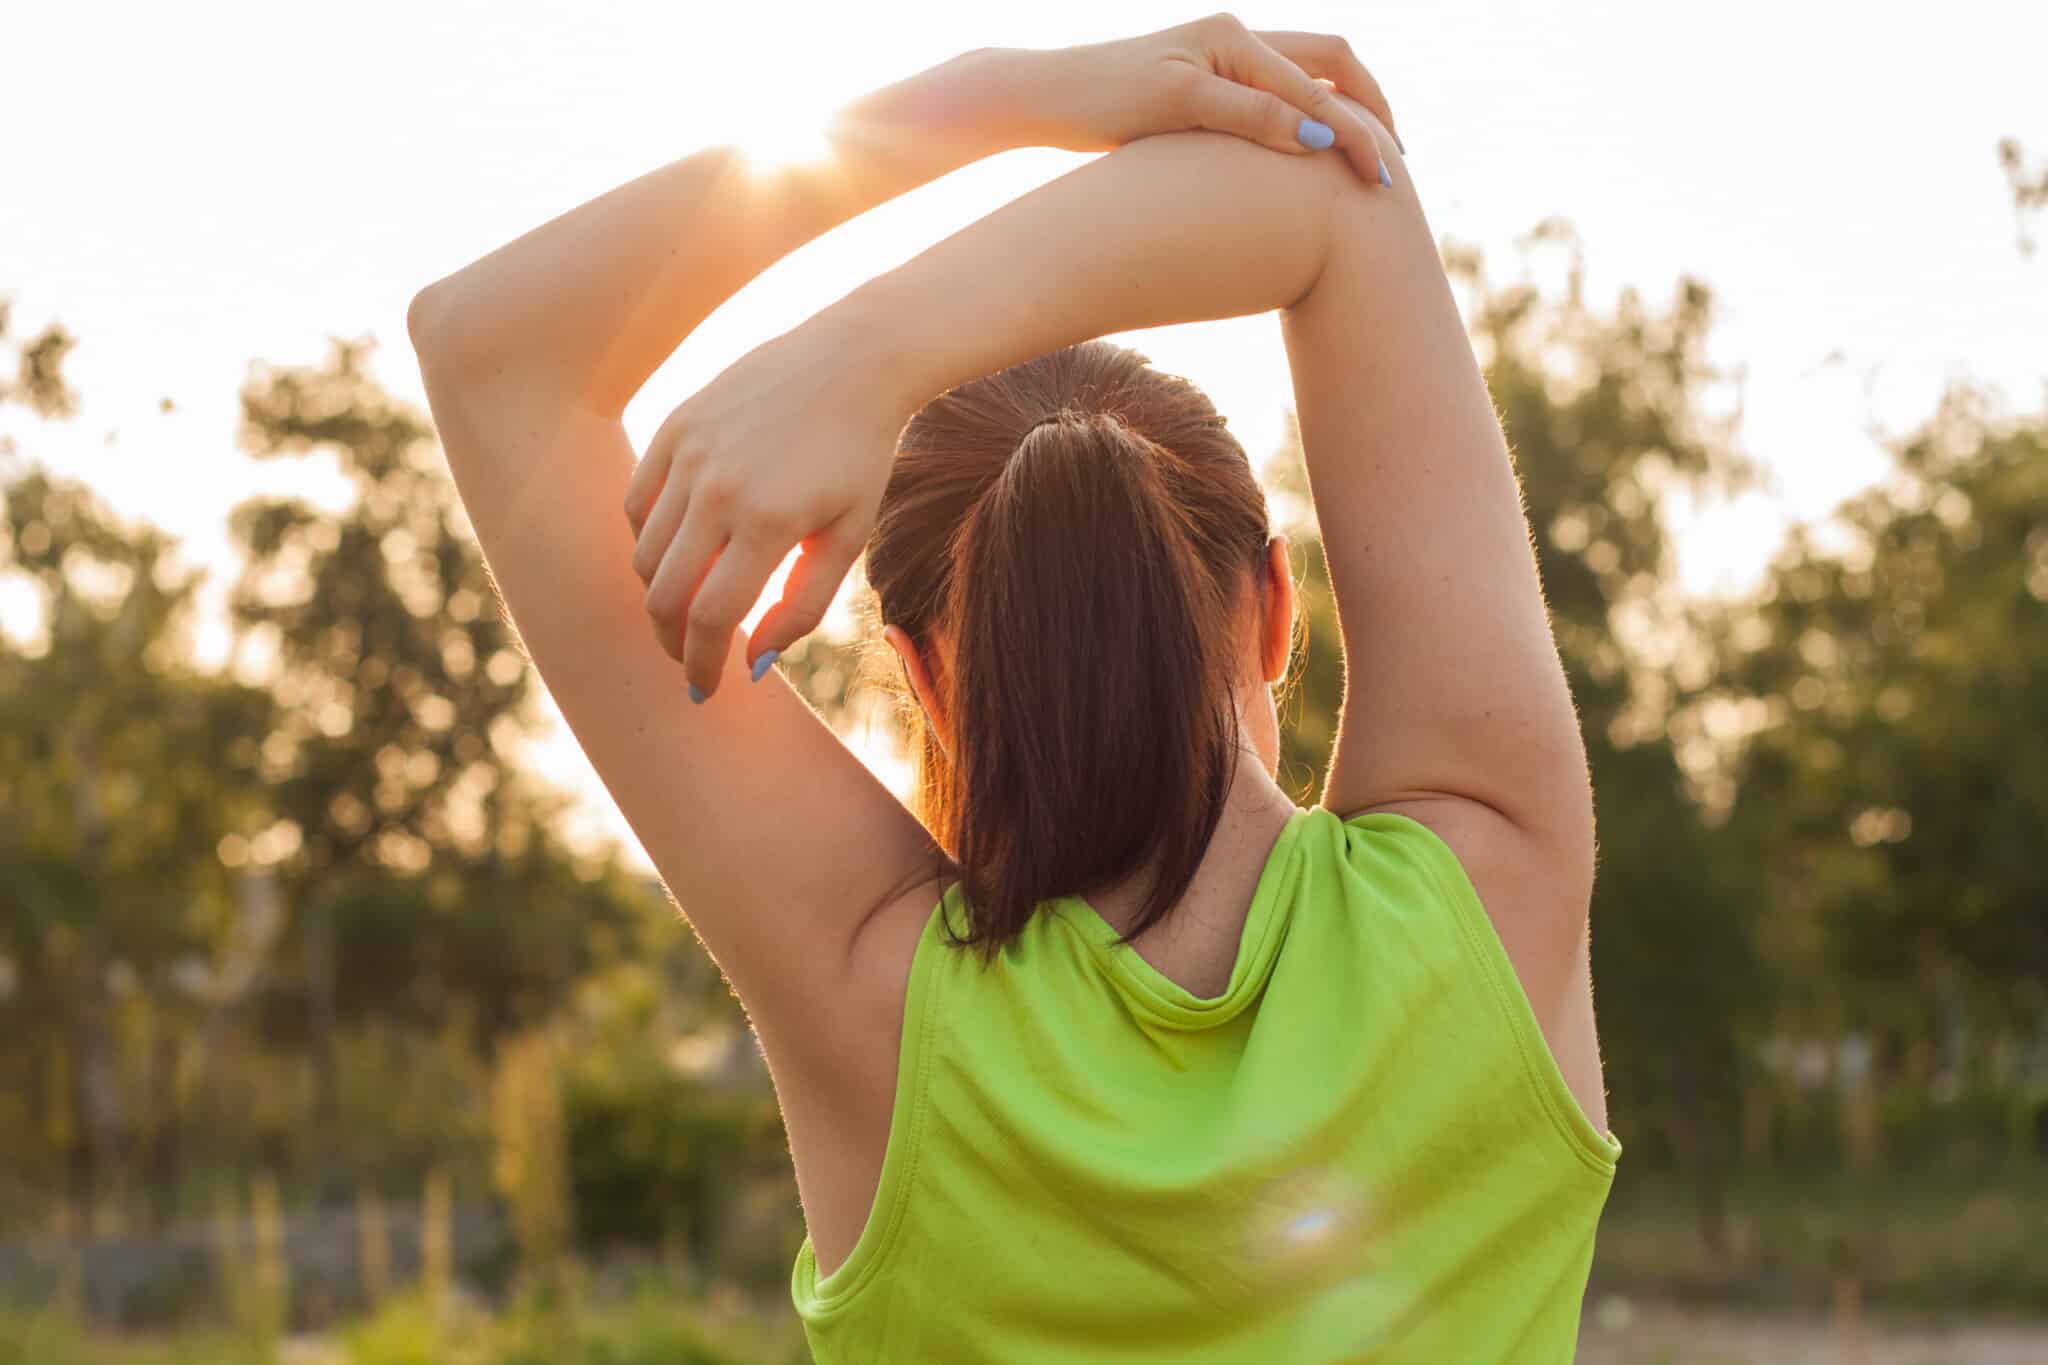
[1378,158,1393,189]
[1394,130,1407,156]
[688,682,707,705]
[749,648,781,682]
[1296,118,1335,151]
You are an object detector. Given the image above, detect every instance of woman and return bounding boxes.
[408,16,1617,1362]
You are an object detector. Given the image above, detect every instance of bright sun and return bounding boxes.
[730,107,838,173]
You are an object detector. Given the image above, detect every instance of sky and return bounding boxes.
[4,0,2044,861]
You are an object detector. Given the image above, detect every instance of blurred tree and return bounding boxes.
[226,338,667,1193]
[560,987,790,1276]
[1697,158,2048,1169]
[0,298,80,420]
[1718,392,2048,1022]
[1998,138,2048,255]
[0,304,277,1223]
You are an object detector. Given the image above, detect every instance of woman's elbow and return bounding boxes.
[407,281,463,367]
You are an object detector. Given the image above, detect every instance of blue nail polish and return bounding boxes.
[1395,130,1407,156]
[1296,118,1335,151]
[1378,158,1393,188]
[750,648,781,682]
[688,682,706,705]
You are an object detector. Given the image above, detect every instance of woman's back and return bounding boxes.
[793,807,1617,1363]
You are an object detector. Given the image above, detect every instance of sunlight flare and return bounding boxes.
[730,106,837,174]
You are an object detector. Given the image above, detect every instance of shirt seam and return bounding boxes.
[1355,812,1619,1180]
[795,895,949,1315]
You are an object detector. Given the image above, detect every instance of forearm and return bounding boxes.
[844,106,1584,842]
[408,46,1043,414]
[830,125,1362,410]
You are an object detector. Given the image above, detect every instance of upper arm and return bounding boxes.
[1276,106,1596,1019]
[407,342,940,1061]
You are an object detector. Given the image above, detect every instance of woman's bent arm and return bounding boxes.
[840,103,1602,1124]
[400,50,1036,1058]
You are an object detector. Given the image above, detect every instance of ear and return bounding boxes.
[1258,535,1297,686]
[882,623,954,755]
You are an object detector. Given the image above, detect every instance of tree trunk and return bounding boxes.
[1667,1046,1729,1259]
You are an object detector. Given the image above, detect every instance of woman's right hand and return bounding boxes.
[1019,14,1402,186]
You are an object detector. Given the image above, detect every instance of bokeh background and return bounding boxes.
[3,2,2045,1361]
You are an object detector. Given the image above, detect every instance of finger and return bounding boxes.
[624,412,686,535]
[631,453,692,584]
[645,503,725,667]
[1257,30,1403,153]
[679,532,789,702]
[1178,66,1324,160]
[624,451,663,538]
[1226,32,1390,186]
[743,517,866,675]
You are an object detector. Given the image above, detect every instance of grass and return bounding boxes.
[0,1281,812,1365]
[1591,1166,2048,1317]
[0,1309,263,1365]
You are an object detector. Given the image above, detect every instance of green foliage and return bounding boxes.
[560,1032,786,1265]
[226,337,538,894]
[0,1309,263,1365]
[1720,393,2048,1006]
[0,452,277,1223]
[1595,1167,2048,1315]
[493,1293,775,1365]
[0,308,741,1266]
[1998,137,2048,254]
[342,1292,485,1365]
[335,1285,808,1365]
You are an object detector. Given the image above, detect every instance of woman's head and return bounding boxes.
[865,341,1296,956]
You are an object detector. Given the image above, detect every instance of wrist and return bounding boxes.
[816,275,947,420]
[832,46,1049,171]
[960,45,1066,153]
[909,46,1057,158]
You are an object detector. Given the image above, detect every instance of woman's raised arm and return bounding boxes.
[402,47,1052,1046]
[1275,107,1603,1129]
[811,98,1601,1123]
[401,25,1403,1076]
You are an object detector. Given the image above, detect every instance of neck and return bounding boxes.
[1086,748,1298,940]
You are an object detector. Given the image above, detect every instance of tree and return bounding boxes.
[226,338,665,1193]
[0,304,276,1223]
[1719,392,2048,1017]
[1998,138,2048,255]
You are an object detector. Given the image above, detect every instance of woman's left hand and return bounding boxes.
[1023,14,1402,186]
[623,313,906,702]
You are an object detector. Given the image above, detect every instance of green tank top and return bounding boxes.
[790,806,1619,1362]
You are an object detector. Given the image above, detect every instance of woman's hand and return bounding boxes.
[624,313,907,701]
[1020,13,1402,185]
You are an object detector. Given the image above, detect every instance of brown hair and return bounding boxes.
[865,340,1278,958]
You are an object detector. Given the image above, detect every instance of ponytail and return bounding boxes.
[865,342,1275,958]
